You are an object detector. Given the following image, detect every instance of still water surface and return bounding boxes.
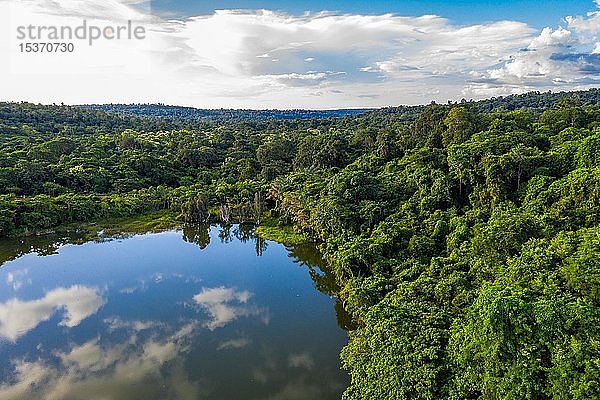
[0,225,349,399]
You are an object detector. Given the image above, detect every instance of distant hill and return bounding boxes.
[2,89,597,137]
[369,88,600,117]
[77,89,600,124]
[79,104,373,123]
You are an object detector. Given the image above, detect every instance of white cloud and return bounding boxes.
[0,0,599,107]
[480,1,599,90]
[531,26,574,49]
[486,14,600,90]
[488,27,575,82]
[192,286,267,330]
[565,2,600,34]
[0,285,105,342]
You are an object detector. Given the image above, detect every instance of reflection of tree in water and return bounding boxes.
[232,224,254,243]
[218,224,233,243]
[182,225,211,250]
[0,233,90,267]
[286,243,358,331]
[333,297,358,331]
[286,243,325,270]
[287,243,336,294]
[254,235,267,257]
[218,224,267,256]
[182,224,266,255]
[0,224,357,331]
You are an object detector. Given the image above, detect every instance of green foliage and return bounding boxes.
[254,218,310,245]
[1,90,600,399]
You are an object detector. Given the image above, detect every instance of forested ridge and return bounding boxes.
[80,103,373,123]
[1,89,600,399]
[79,88,600,123]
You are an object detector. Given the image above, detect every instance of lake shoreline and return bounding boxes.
[0,224,349,399]
[1,210,315,247]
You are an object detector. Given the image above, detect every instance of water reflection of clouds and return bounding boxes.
[104,317,164,333]
[0,322,203,400]
[217,337,251,350]
[193,286,269,330]
[5,269,30,291]
[250,349,344,400]
[288,352,315,370]
[0,227,347,399]
[267,378,346,400]
[0,285,104,342]
[120,273,201,295]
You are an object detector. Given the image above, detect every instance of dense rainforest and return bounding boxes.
[81,104,372,123]
[1,89,600,399]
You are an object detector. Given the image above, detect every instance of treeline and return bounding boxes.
[83,88,600,124]
[0,181,271,236]
[270,96,600,400]
[81,104,372,123]
[0,102,191,135]
[1,90,600,399]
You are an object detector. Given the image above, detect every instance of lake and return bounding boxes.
[0,225,350,400]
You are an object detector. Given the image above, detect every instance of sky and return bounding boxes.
[0,0,599,109]
[152,0,593,28]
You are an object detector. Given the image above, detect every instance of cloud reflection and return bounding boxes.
[0,285,105,342]
[288,352,315,370]
[193,287,268,330]
[104,317,163,333]
[250,349,345,400]
[0,323,202,400]
[217,337,251,351]
[5,269,30,291]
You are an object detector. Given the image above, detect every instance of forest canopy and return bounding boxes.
[1,89,599,399]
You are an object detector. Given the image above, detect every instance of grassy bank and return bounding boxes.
[254,218,311,245]
[84,210,181,237]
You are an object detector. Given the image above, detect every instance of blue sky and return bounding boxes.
[152,0,592,28]
[1,0,599,108]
